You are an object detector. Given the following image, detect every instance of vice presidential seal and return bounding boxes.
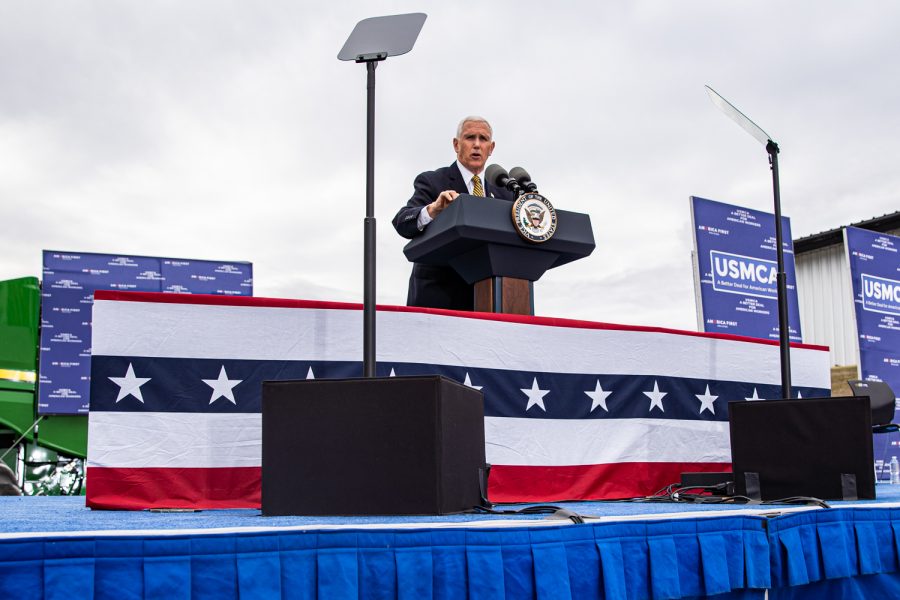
[512,193,557,243]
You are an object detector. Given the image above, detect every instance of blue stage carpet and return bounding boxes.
[3,487,900,599]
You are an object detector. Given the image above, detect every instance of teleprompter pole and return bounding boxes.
[363,60,378,377]
[705,86,794,399]
[338,13,426,378]
[767,140,792,398]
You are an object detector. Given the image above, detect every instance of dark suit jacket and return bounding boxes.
[392,162,515,310]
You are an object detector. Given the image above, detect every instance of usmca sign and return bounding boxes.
[710,250,778,299]
[862,273,900,315]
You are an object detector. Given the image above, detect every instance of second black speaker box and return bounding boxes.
[729,396,875,501]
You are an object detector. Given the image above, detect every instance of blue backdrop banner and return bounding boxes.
[844,226,900,399]
[691,196,802,343]
[38,251,253,415]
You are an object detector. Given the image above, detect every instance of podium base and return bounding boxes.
[474,277,533,314]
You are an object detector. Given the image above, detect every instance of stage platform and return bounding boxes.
[4,487,900,599]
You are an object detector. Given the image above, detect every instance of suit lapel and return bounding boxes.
[449,162,468,195]
[450,162,500,197]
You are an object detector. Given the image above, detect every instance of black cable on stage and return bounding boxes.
[576,482,831,509]
[471,504,586,524]
[470,480,830,523]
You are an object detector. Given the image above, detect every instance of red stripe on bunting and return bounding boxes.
[88,462,734,510]
[86,467,261,510]
[488,462,734,503]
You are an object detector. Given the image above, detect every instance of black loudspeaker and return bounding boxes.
[729,396,875,501]
[261,375,486,516]
[848,379,897,429]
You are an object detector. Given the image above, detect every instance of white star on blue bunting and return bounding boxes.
[108,363,151,403]
[463,372,483,391]
[695,384,718,415]
[643,380,667,413]
[202,366,243,405]
[585,380,612,412]
[521,377,550,412]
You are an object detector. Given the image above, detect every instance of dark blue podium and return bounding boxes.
[403,195,595,314]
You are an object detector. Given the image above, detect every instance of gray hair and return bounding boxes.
[456,116,493,138]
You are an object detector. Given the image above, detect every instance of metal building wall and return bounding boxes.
[795,242,857,368]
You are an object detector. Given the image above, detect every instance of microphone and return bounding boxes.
[509,167,538,193]
[485,164,523,196]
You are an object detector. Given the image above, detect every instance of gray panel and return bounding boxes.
[338,13,427,61]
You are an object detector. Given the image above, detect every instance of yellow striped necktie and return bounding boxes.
[472,174,485,197]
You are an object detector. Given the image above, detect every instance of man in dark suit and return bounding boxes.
[392,116,515,310]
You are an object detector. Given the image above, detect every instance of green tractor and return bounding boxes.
[0,276,86,495]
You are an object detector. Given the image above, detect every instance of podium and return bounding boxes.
[403,195,595,314]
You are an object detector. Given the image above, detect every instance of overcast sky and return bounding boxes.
[1,2,897,332]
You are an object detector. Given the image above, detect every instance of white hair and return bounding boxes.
[456,116,493,138]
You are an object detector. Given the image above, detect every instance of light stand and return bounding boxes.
[706,85,792,398]
[339,13,426,377]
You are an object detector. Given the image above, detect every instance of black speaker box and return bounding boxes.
[261,375,486,516]
[729,396,875,501]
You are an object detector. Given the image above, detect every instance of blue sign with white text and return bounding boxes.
[691,196,802,343]
[861,273,900,316]
[710,250,778,299]
[845,227,900,394]
[38,251,253,415]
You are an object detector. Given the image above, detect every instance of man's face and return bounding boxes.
[453,121,495,174]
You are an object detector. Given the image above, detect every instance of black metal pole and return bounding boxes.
[767,140,792,398]
[363,60,377,377]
